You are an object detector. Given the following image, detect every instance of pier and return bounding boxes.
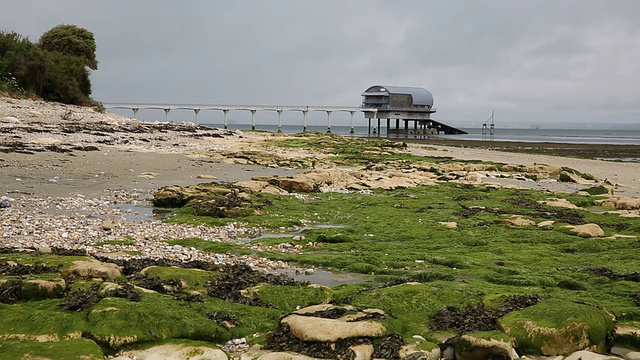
[103,103,377,134]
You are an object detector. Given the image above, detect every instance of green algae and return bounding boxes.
[0,338,104,360]
[498,299,614,355]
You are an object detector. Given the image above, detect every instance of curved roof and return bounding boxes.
[362,85,434,107]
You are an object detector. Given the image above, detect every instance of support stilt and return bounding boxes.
[277,110,283,133]
[223,109,229,129]
[349,111,355,134]
[326,111,332,133]
[302,110,308,132]
[251,110,256,131]
[194,109,200,125]
[164,108,170,122]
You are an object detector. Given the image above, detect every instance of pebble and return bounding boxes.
[0,189,292,271]
[0,196,12,208]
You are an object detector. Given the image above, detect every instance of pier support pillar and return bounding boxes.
[368,119,371,134]
[251,110,256,131]
[302,110,308,132]
[223,109,229,129]
[349,111,355,134]
[277,110,283,133]
[326,111,332,133]
[387,119,390,134]
[194,109,200,125]
[132,108,139,119]
[164,108,170,122]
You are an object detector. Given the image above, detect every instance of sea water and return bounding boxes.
[198,122,640,146]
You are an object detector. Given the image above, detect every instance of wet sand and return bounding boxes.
[0,149,301,198]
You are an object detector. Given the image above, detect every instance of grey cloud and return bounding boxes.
[2,0,640,128]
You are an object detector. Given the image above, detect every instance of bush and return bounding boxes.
[0,26,98,105]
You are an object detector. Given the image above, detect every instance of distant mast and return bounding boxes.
[482,110,495,141]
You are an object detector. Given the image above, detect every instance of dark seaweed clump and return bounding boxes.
[372,333,406,360]
[588,267,640,282]
[59,283,104,311]
[0,280,23,304]
[204,311,241,330]
[128,274,182,295]
[430,294,542,333]
[207,264,307,307]
[0,261,59,276]
[104,282,142,302]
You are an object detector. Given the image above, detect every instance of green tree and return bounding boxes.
[38,24,98,70]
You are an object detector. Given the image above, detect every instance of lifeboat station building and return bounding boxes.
[361,85,467,135]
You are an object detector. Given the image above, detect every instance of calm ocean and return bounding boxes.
[198,122,640,146]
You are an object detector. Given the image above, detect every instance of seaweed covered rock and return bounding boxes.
[152,185,209,208]
[497,299,614,356]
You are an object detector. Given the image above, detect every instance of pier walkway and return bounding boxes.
[103,103,378,133]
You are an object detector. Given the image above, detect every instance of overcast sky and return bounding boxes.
[3,1,640,128]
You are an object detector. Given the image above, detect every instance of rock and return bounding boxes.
[595,197,640,210]
[498,299,614,356]
[197,174,218,179]
[501,215,536,227]
[537,220,555,228]
[1,116,20,123]
[564,350,621,360]
[564,223,605,237]
[350,344,374,360]
[292,235,305,241]
[282,314,386,342]
[29,137,63,146]
[439,221,458,229]
[303,268,314,276]
[123,343,228,360]
[277,177,316,193]
[442,346,455,360]
[559,171,592,184]
[399,341,441,360]
[153,185,207,207]
[0,196,12,208]
[35,246,52,254]
[613,324,640,356]
[25,278,67,298]
[626,352,640,360]
[462,163,498,172]
[64,259,123,281]
[454,332,518,360]
[539,198,579,209]
[100,219,116,231]
[280,305,387,342]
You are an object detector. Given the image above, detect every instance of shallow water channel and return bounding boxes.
[114,203,372,286]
